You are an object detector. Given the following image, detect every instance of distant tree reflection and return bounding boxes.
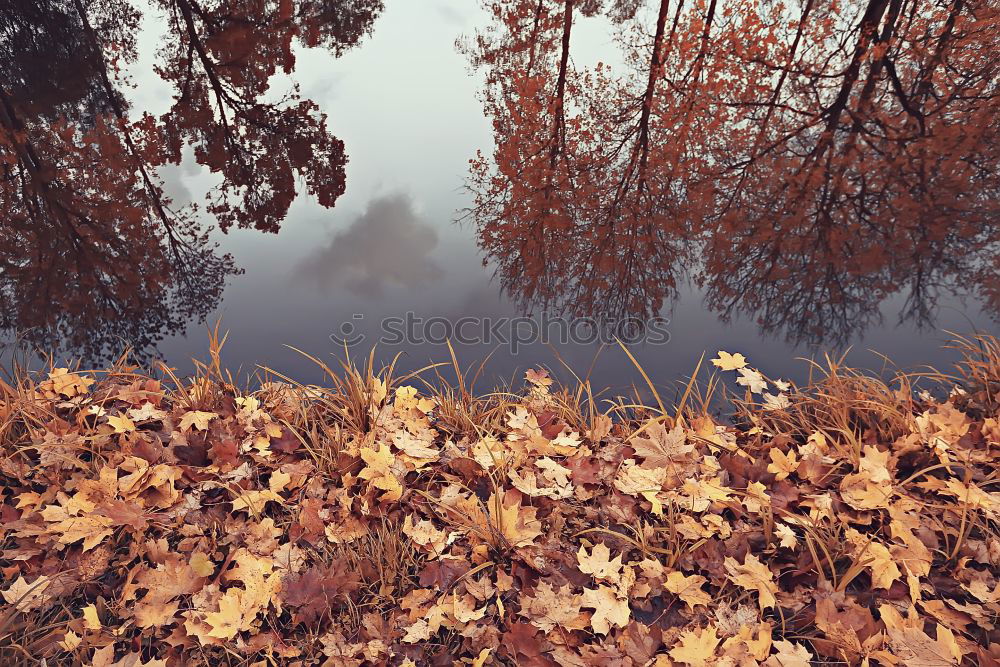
[468,0,1000,346]
[0,0,383,361]
[702,0,1000,345]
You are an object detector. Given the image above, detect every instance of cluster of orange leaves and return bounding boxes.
[2,353,1000,666]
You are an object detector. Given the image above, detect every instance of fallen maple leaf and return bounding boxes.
[358,442,404,502]
[83,603,102,630]
[471,648,492,667]
[630,422,694,468]
[887,625,961,667]
[845,528,902,590]
[519,580,589,632]
[230,488,283,513]
[614,459,668,497]
[451,592,487,623]
[491,489,543,547]
[736,367,768,394]
[767,447,799,480]
[581,585,630,634]
[525,368,553,387]
[577,542,624,581]
[60,630,81,651]
[107,414,137,433]
[669,625,721,666]
[46,368,95,398]
[2,574,52,612]
[664,571,712,610]
[711,351,747,371]
[41,504,115,551]
[763,639,813,667]
[724,553,778,611]
[203,588,255,639]
[775,523,798,550]
[190,552,216,578]
[179,410,219,432]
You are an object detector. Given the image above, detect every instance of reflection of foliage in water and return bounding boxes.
[0,0,384,362]
[467,0,1000,346]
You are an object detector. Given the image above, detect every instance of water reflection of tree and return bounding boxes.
[0,0,383,361]
[703,0,1000,344]
[468,0,1000,346]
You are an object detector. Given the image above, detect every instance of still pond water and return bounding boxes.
[2,0,998,393]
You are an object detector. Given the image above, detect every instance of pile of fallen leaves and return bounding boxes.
[2,340,1000,666]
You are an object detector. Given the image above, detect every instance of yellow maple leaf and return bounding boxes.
[490,489,542,547]
[471,648,492,667]
[225,549,282,613]
[401,618,433,643]
[471,435,508,469]
[402,515,451,556]
[763,640,813,667]
[937,478,1000,512]
[840,471,893,510]
[614,459,668,497]
[630,422,694,469]
[106,414,136,434]
[107,652,167,667]
[736,367,769,393]
[669,625,721,666]
[724,553,778,611]
[59,630,82,651]
[2,575,52,612]
[845,528,901,589]
[577,542,624,581]
[711,351,747,371]
[190,552,216,578]
[268,470,291,493]
[775,523,798,550]
[549,429,582,455]
[358,442,403,502]
[230,488,282,513]
[451,592,487,623]
[369,377,388,405]
[680,477,735,512]
[203,589,252,639]
[133,598,180,629]
[200,551,280,641]
[887,625,961,666]
[116,458,182,509]
[519,580,589,632]
[723,622,773,661]
[178,410,218,432]
[767,447,799,480]
[580,585,630,634]
[664,571,712,610]
[742,480,770,514]
[392,430,440,466]
[47,368,95,397]
[43,509,115,551]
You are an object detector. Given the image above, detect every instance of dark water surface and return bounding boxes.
[2,0,998,392]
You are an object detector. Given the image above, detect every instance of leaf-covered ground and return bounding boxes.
[2,337,1000,666]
